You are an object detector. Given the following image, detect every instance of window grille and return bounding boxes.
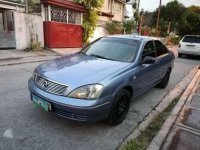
[48,7,81,25]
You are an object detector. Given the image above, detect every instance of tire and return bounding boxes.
[178,53,182,58]
[156,71,170,89]
[108,89,131,125]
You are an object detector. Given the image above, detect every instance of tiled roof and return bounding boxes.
[41,0,86,12]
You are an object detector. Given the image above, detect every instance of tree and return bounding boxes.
[75,0,103,44]
[163,0,185,33]
[146,0,185,36]
[105,21,118,34]
[105,21,123,34]
[178,6,200,36]
[123,19,135,34]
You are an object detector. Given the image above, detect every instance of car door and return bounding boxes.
[154,40,171,79]
[133,40,160,97]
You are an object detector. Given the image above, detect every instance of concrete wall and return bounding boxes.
[14,12,44,50]
[99,0,124,22]
[101,0,111,13]
[94,0,124,40]
[112,1,124,22]
[90,27,109,42]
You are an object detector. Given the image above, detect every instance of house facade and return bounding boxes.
[0,0,85,50]
[91,0,126,41]
[0,0,44,50]
[41,0,85,48]
[0,0,125,50]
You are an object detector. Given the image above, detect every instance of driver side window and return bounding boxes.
[142,41,156,59]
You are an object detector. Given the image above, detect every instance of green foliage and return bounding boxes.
[125,0,131,3]
[105,21,123,34]
[170,36,181,45]
[134,9,140,23]
[178,6,200,36]
[144,1,199,37]
[122,98,179,150]
[132,2,137,10]
[123,20,135,34]
[27,0,41,14]
[163,0,184,22]
[75,0,103,44]
[146,0,186,36]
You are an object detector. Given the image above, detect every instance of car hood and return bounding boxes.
[37,53,131,88]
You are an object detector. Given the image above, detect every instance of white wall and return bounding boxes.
[14,12,44,50]
[90,27,109,42]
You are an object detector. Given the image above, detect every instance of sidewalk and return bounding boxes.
[0,47,81,66]
[148,68,200,150]
[0,49,60,66]
[50,48,81,55]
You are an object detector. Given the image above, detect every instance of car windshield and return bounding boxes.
[81,37,141,63]
[182,36,200,43]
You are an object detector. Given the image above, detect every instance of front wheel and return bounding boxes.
[108,89,131,125]
[156,71,170,89]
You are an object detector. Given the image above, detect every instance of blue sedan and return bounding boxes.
[28,35,175,125]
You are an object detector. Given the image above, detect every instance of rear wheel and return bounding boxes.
[156,71,171,89]
[108,89,131,125]
[178,53,182,58]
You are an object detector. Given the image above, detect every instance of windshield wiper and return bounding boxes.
[90,54,114,61]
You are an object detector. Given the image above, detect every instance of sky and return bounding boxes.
[126,0,200,16]
[140,0,200,12]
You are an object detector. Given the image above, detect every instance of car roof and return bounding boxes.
[106,35,157,42]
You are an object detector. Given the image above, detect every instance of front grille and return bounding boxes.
[53,108,89,121]
[34,74,68,95]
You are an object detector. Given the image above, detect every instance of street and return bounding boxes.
[0,54,199,150]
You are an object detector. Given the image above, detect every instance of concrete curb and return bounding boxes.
[46,48,62,56]
[117,66,200,150]
[147,67,200,150]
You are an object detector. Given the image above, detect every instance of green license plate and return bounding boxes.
[32,95,52,112]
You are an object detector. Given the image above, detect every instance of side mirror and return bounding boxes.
[142,56,156,64]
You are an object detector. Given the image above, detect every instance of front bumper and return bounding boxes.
[28,78,112,123]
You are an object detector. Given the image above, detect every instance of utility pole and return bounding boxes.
[25,0,28,13]
[137,0,140,35]
[137,0,140,10]
[156,0,162,31]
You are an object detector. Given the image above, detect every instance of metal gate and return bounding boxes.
[0,9,16,49]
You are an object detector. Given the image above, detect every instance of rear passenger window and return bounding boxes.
[142,41,156,58]
[154,40,168,57]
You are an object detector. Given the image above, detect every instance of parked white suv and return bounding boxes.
[178,35,200,57]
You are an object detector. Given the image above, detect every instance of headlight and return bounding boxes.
[68,84,104,100]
